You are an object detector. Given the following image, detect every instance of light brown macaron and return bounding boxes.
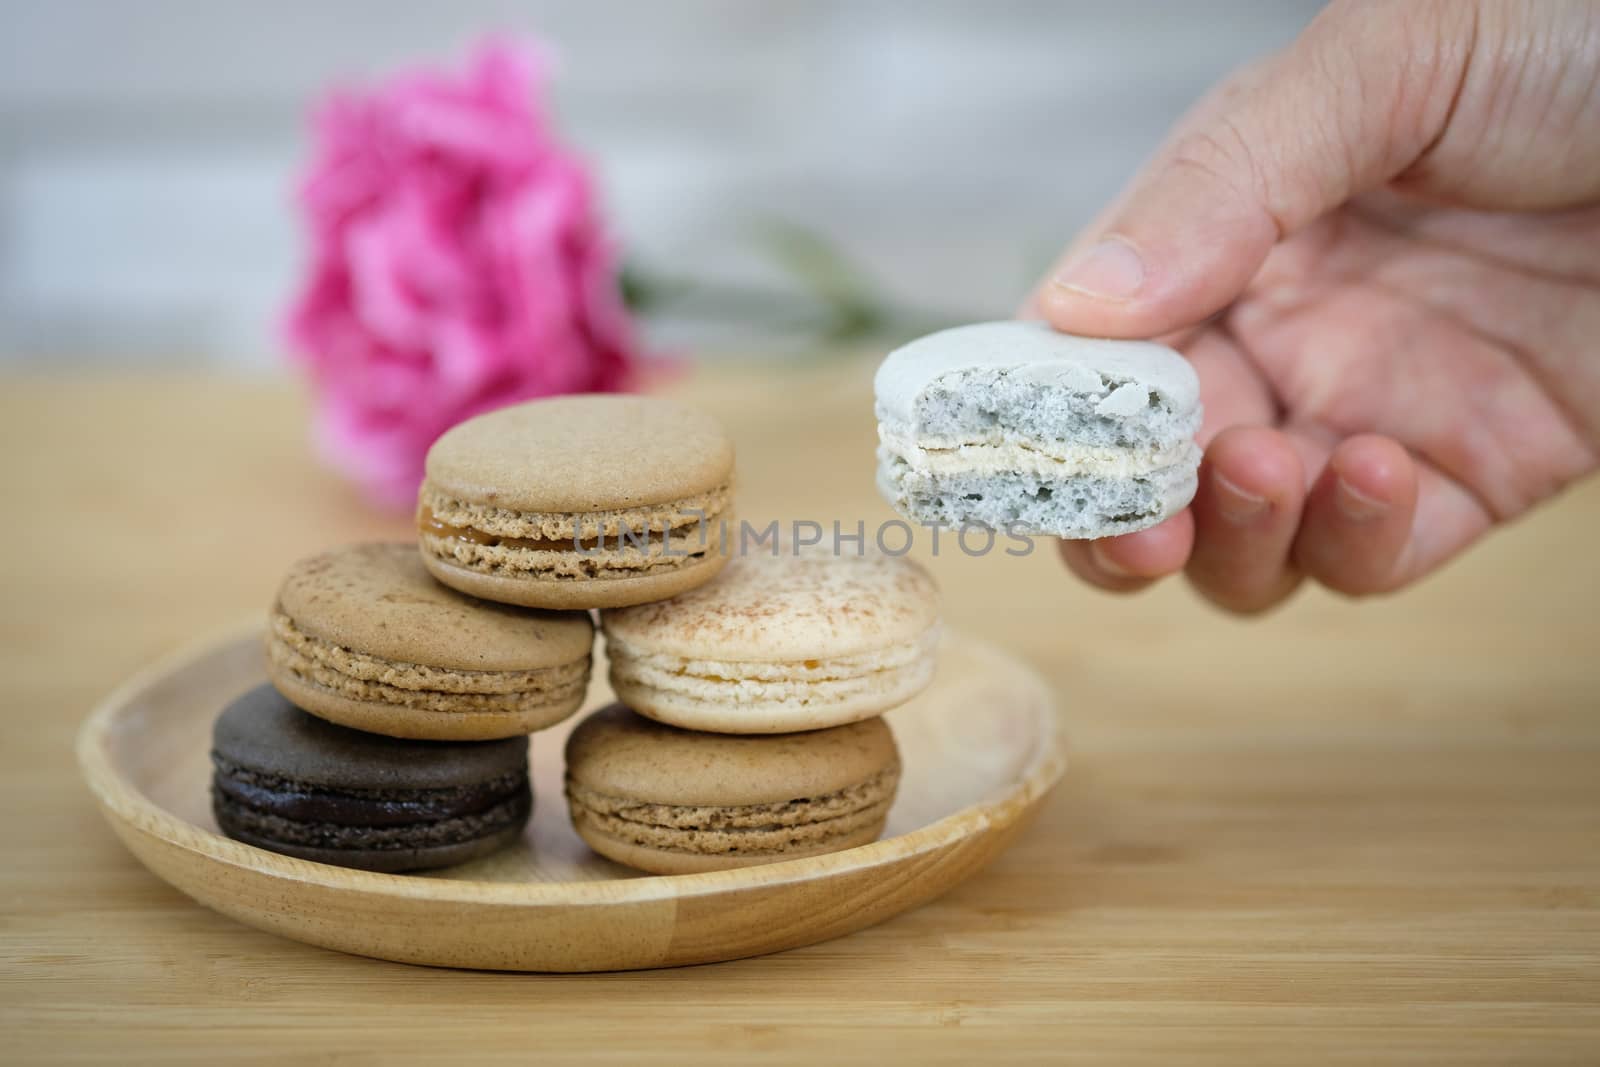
[417,395,735,610]
[601,551,940,733]
[564,703,901,874]
[266,542,594,741]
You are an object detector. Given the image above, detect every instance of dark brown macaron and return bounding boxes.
[266,542,594,740]
[564,703,901,875]
[212,683,531,873]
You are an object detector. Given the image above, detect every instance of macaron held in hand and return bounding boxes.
[564,703,901,875]
[875,320,1201,538]
[211,685,533,873]
[601,551,941,734]
[267,542,593,741]
[418,394,736,610]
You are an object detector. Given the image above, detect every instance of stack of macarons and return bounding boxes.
[211,393,941,877]
[212,395,735,873]
[570,549,941,873]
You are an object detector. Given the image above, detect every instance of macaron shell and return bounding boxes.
[424,395,735,513]
[879,457,1199,540]
[276,542,594,672]
[873,319,1200,425]
[569,814,889,876]
[266,664,586,741]
[564,704,899,807]
[216,819,528,874]
[213,684,530,790]
[600,552,940,662]
[609,649,934,734]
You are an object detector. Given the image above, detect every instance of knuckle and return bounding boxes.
[1167,123,1267,205]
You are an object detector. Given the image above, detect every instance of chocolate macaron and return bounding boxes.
[564,704,901,874]
[267,543,593,741]
[601,551,940,733]
[212,684,532,872]
[418,395,735,610]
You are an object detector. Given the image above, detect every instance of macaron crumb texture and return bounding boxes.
[874,319,1202,538]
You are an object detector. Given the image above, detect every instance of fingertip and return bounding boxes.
[1205,425,1305,501]
[1186,427,1306,613]
[1035,234,1167,339]
[1037,285,1114,337]
[1295,435,1419,596]
[1057,539,1156,593]
[1091,510,1195,579]
[1037,277,1165,341]
[1328,434,1418,518]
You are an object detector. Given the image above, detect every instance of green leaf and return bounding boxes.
[749,220,887,341]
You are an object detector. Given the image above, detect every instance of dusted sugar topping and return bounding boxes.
[601,551,939,662]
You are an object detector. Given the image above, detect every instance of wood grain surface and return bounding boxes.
[3,364,1598,1064]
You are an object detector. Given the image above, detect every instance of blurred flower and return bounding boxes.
[285,38,643,509]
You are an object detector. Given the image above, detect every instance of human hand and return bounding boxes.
[1030,0,1600,611]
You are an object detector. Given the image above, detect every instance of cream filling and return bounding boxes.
[879,428,1195,478]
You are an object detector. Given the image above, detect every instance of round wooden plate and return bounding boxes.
[77,626,1065,972]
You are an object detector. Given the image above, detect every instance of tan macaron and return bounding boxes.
[417,395,735,610]
[564,703,901,874]
[266,543,594,740]
[601,551,940,733]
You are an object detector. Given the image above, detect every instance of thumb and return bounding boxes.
[1037,0,1476,338]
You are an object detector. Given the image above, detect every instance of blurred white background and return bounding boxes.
[1,0,1322,368]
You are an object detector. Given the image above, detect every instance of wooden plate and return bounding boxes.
[77,626,1065,971]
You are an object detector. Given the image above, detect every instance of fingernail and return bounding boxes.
[1335,476,1389,521]
[1213,471,1269,524]
[1051,237,1146,302]
[1089,541,1134,577]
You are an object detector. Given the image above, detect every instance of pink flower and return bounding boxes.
[284,39,645,509]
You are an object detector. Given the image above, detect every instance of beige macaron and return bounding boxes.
[417,395,735,610]
[565,703,901,874]
[601,551,940,733]
[266,542,594,740]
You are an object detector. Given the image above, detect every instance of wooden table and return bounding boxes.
[3,365,1597,1064]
